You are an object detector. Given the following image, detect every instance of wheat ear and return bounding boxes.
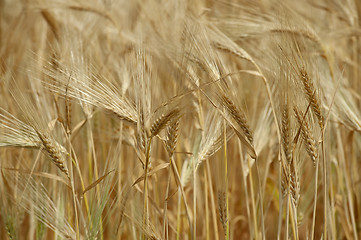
[150,109,180,138]
[166,116,180,157]
[221,95,253,144]
[37,132,69,178]
[281,105,292,164]
[217,190,228,234]
[294,107,318,166]
[299,68,324,129]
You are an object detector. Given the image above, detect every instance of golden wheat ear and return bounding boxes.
[220,94,253,144]
[7,81,71,178]
[212,89,256,159]
[281,104,292,164]
[299,68,324,129]
[294,107,318,166]
[0,106,70,178]
[217,190,228,234]
[36,131,70,178]
[149,108,180,138]
[165,116,180,157]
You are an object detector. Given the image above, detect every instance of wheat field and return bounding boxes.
[1,0,361,239]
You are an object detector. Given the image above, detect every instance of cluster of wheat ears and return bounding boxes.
[1,0,361,239]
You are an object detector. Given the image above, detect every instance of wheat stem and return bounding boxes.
[248,156,258,240]
[206,160,220,240]
[142,138,152,240]
[310,150,320,240]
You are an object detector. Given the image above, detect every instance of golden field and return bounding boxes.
[0,0,361,239]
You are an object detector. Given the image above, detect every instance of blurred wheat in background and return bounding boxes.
[1,0,361,239]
